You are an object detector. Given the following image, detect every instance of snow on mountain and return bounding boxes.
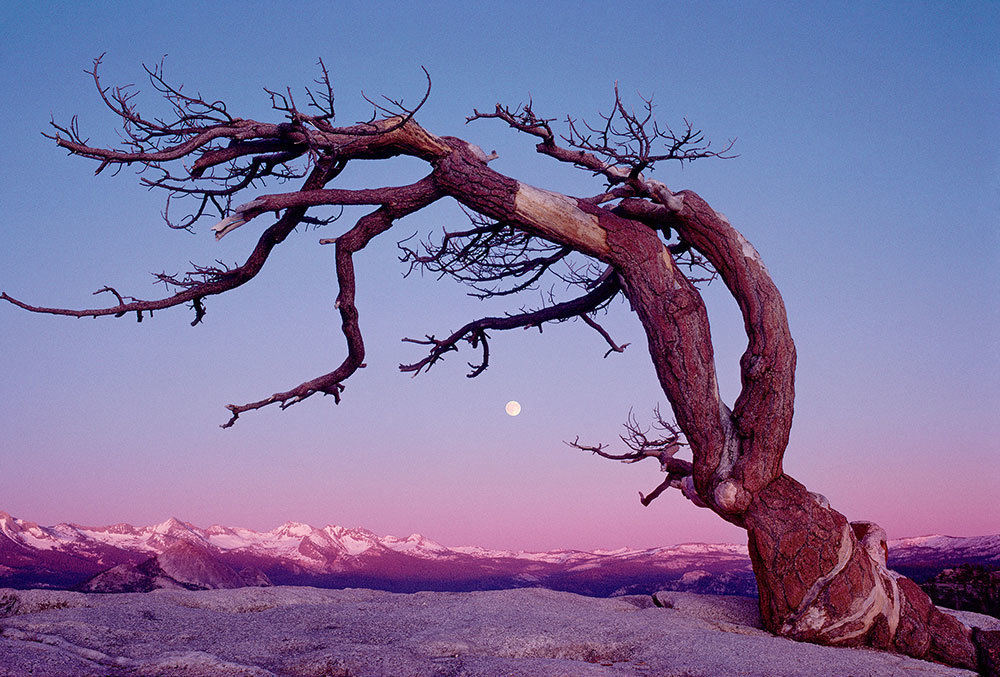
[73,524,158,553]
[889,534,1000,562]
[592,546,631,556]
[1,509,996,597]
[272,521,313,539]
[0,515,61,551]
[0,510,748,567]
[322,524,383,556]
[381,533,452,558]
[450,545,519,558]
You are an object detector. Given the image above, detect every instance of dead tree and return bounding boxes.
[3,59,996,672]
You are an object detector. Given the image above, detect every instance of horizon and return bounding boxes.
[3,508,996,554]
[2,2,997,553]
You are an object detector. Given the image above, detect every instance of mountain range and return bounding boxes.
[2,510,997,600]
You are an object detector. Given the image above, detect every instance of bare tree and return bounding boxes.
[3,59,996,672]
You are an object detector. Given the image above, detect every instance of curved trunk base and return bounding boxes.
[744,475,982,671]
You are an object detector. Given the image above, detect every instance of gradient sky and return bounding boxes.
[1,2,997,551]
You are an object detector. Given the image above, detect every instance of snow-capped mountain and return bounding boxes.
[889,533,1000,563]
[1,510,996,597]
[883,532,1000,583]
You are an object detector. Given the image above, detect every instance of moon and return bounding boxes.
[505,400,521,416]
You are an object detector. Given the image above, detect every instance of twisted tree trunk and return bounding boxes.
[609,192,985,671]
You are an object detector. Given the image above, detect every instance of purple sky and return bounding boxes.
[1,2,997,551]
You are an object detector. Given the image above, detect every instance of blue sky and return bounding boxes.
[1,1,997,549]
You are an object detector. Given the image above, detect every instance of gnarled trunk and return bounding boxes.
[746,476,979,669]
[615,192,984,671]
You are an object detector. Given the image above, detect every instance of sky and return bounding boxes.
[1,1,997,551]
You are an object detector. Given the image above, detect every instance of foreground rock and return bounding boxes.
[0,586,996,676]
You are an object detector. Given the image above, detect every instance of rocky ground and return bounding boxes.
[1,586,997,676]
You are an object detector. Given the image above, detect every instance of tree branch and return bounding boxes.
[399,267,621,377]
[222,176,444,426]
[566,405,705,507]
[568,407,698,506]
[580,314,629,357]
[471,86,735,184]
[1,161,345,326]
[398,212,576,298]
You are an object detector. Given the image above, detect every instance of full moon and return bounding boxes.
[505,400,521,416]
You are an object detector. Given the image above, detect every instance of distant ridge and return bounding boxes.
[1,510,997,599]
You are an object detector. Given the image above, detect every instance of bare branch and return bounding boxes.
[570,407,685,464]
[222,175,444,426]
[580,314,629,357]
[469,101,631,184]
[568,406,695,506]
[473,87,736,184]
[358,66,432,135]
[400,268,621,377]
[2,155,348,328]
[639,478,673,507]
[399,212,576,298]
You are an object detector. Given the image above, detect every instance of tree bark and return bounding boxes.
[612,192,981,670]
